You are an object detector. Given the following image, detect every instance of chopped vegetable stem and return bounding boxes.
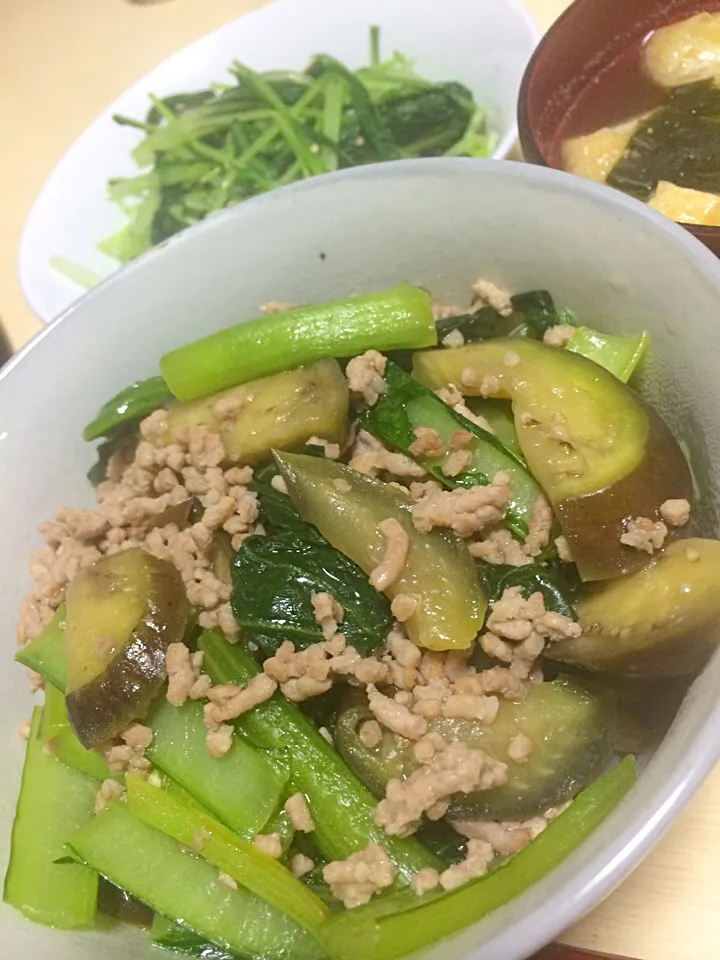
[370,24,381,67]
[233,64,327,177]
[321,75,346,171]
[3,708,99,929]
[69,802,325,960]
[49,257,102,290]
[125,773,330,931]
[199,630,441,880]
[160,283,436,402]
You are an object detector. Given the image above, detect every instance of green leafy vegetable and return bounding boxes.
[83,376,170,442]
[363,361,541,537]
[476,560,578,621]
[252,460,318,535]
[3,708,99,929]
[309,55,400,160]
[150,914,237,960]
[125,773,330,932]
[231,531,391,655]
[41,685,114,782]
[49,257,102,290]
[15,605,67,691]
[69,801,325,960]
[147,699,289,838]
[242,455,393,656]
[97,28,494,265]
[435,289,561,344]
[86,432,128,487]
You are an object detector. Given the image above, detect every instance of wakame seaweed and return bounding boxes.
[608,79,720,201]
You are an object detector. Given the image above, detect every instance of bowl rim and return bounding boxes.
[17,0,540,326]
[3,157,720,959]
[516,0,720,240]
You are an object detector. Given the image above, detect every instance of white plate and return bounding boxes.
[19,0,538,324]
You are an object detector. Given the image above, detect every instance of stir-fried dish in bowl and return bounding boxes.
[3,161,720,960]
[5,273,717,956]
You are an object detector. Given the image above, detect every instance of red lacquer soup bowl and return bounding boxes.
[518,0,720,255]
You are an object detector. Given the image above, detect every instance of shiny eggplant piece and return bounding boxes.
[548,538,720,677]
[274,451,486,650]
[65,548,189,748]
[159,358,349,464]
[334,677,613,820]
[413,339,692,581]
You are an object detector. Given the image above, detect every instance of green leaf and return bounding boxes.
[231,532,392,655]
[251,460,320,536]
[435,290,560,344]
[363,361,541,538]
[310,55,400,161]
[379,83,474,156]
[476,560,577,621]
[83,376,170,442]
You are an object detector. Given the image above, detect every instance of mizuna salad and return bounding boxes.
[7,279,718,960]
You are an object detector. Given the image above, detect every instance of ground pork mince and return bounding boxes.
[411,472,511,537]
[374,740,509,837]
[620,516,668,554]
[369,518,410,591]
[480,586,581,680]
[19,413,264,648]
[323,843,398,908]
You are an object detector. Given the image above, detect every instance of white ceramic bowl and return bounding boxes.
[18,0,539,325]
[3,159,720,960]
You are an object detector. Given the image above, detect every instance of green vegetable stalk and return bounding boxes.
[147,698,289,837]
[567,326,649,383]
[150,914,236,959]
[15,604,67,691]
[316,756,637,960]
[69,801,325,960]
[125,773,329,932]
[41,684,114,782]
[3,708,99,929]
[160,284,436,402]
[199,630,440,880]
